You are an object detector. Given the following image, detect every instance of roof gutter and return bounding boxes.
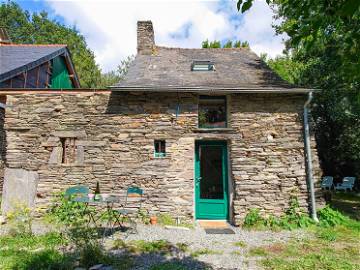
[109,86,317,94]
[303,91,319,222]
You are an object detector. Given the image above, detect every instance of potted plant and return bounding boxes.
[150,216,157,225]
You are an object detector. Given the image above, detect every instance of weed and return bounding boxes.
[176,242,189,253]
[6,202,34,236]
[190,248,222,258]
[243,208,264,228]
[156,214,194,229]
[233,241,247,248]
[231,250,242,255]
[315,228,337,241]
[150,262,187,270]
[248,247,268,257]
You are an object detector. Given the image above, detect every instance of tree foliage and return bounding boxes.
[98,56,134,88]
[0,1,102,88]
[202,39,249,49]
[252,1,360,180]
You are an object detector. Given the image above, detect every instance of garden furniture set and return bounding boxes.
[321,176,356,191]
[64,185,144,239]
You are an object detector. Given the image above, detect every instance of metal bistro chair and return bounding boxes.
[321,176,334,190]
[114,187,143,234]
[64,185,89,199]
[335,177,356,192]
[64,185,95,224]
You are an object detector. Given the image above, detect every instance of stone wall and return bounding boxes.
[3,91,322,225]
[0,107,6,194]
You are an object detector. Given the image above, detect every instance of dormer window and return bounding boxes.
[191,61,215,71]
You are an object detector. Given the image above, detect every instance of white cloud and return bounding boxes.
[45,0,286,72]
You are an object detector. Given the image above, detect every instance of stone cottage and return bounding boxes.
[0,21,322,225]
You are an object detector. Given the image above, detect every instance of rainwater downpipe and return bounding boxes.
[304,92,319,222]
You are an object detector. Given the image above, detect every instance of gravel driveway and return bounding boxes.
[112,224,307,270]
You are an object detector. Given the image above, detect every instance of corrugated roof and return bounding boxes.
[0,44,79,87]
[112,46,300,91]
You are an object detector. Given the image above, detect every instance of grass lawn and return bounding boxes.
[247,192,360,270]
[331,192,360,220]
[0,233,75,270]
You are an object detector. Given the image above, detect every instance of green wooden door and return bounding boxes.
[195,141,228,220]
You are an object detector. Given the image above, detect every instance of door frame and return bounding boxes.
[194,140,229,220]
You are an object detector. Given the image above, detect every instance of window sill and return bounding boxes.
[193,128,235,133]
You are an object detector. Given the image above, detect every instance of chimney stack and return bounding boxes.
[137,21,154,55]
[0,28,11,44]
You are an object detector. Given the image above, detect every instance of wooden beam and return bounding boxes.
[36,66,40,88]
[23,71,27,88]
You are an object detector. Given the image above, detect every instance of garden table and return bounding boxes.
[72,194,124,240]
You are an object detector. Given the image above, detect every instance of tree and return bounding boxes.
[98,56,134,88]
[0,1,102,88]
[238,0,360,181]
[202,39,250,49]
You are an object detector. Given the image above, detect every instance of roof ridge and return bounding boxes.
[155,45,249,51]
[0,43,67,47]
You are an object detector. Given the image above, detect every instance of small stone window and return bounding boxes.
[60,137,77,164]
[198,96,227,128]
[154,140,166,158]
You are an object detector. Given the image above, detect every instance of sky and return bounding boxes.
[17,0,287,72]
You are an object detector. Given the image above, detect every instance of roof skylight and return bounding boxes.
[191,60,215,71]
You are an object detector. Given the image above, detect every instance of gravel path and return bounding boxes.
[111,224,307,270]
[0,220,308,269]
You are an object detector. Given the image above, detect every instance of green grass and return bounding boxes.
[0,233,133,270]
[0,233,74,270]
[331,192,360,221]
[248,247,268,257]
[156,214,194,229]
[112,239,174,255]
[233,241,247,248]
[190,248,223,258]
[150,262,188,270]
[254,224,360,269]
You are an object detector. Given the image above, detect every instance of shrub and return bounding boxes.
[243,208,264,228]
[46,192,94,227]
[317,205,348,227]
[244,196,314,230]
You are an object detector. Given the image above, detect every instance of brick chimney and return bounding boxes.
[137,21,155,55]
[0,28,11,44]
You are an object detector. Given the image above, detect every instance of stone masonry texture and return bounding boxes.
[2,91,322,225]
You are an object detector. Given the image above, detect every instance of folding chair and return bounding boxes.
[335,177,356,192]
[321,176,334,190]
[113,187,143,234]
[64,185,89,199]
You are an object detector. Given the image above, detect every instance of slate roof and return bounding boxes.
[0,44,80,87]
[112,46,308,93]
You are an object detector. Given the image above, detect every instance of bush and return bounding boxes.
[46,192,94,227]
[317,205,348,227]
[243,196,314,230]
[243,209,264,228]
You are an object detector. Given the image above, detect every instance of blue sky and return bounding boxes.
[14,0,286,72]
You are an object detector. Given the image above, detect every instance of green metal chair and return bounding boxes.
[113,187,144,234]
[64,185,89,199]
[321,176,334,190]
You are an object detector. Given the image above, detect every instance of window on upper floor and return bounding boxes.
[198,96,227,128]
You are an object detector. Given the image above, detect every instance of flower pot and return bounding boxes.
[150,216,157,225]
